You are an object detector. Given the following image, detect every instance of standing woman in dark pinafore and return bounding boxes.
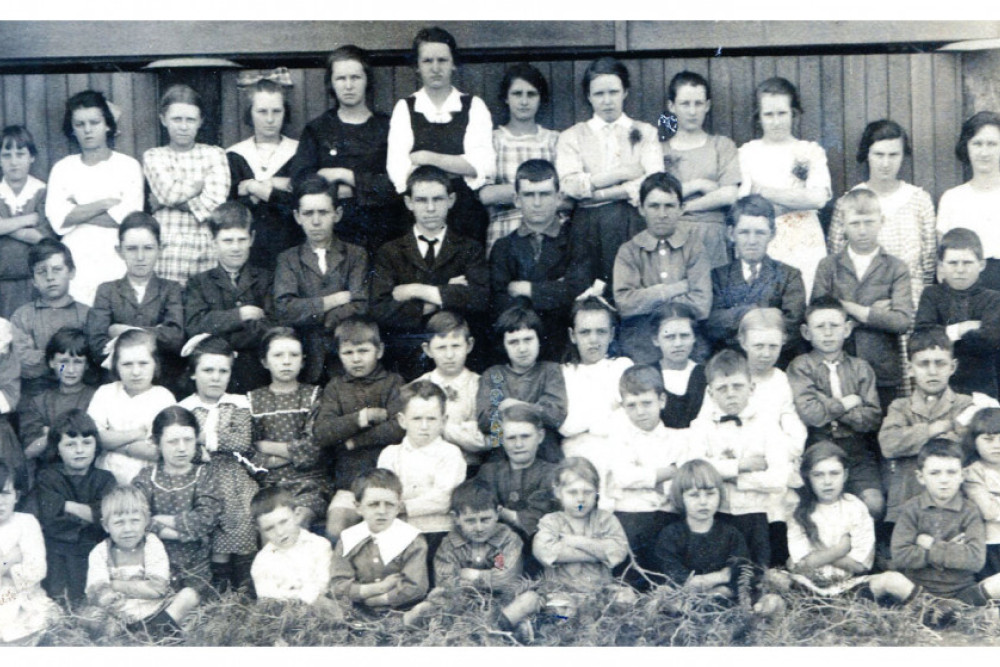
[289,46,403,255]
[386,26,495,247]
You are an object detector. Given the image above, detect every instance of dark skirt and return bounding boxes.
[569,201,645,290]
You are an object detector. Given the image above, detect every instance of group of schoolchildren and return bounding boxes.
[3,26,1000,647]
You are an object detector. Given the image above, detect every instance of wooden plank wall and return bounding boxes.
[0,51,966,207]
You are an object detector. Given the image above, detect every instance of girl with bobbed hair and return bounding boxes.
[289,45,403,254]
[827,119,935,307]
[143,84,230,286]
[738,77,831,298]
[226,74,302,269]
[556,56,662,294]
[938,110,1000,288]
[46,89,143,306]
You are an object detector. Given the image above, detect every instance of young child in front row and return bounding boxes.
[84,486,200,638]
[879,327,995,525]
[249,487,336,608]
[812,188,913,408]
[788,296,884,520]
[378,380,466,571]
[177,335,259,594]
[133,406,221,599]
[686,349,795,570]
[0,461,60,646]
[963,408,1000,581]
[650,303,707,429]
[248,327,327,530]
[35,410,116,605]
[915,228,1000,398]
[87,329,176,485]
[415,311,489,473]
[11,239,89,400]
[18,327,97,481]
[402,479,531,633]
[604,365,684,577]
[476,304,567,463]
[314,316,405,540]
[330,468,429,612]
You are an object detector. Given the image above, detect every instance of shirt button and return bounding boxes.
[659,272,668,280]
[658,249,667,256]
[236,301,244,306]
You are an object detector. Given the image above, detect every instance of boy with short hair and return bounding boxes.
[705,194,806,359]
[274,175,369,386]
[185,201,277,393]
[881,439,1000,611]
[313,316,406,540]
[879,327,996,524]
[612,172,712,364]
[249,487,337,606]
[915,227,1000,398]
[11,239,89,399]
[475,403,559,544]
[371,165,489,379]
[789,296,884,519]
[18,327,97,465]
[329,468,429,611]
[476,304,567,464]
[415,311,488,471]
[489,159,573,360]
[812,189,913,408]
[377,380,467,563]
[685,349,796,569]
[604,365,684,573]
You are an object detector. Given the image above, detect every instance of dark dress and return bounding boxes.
[227,137,304,269]
[405,95,490,247]
[288,110,404,254]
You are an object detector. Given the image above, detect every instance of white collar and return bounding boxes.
[413,227,446,245]
[428,367,471,386]
[587,113,634,134]
[401,435,448,452]
[412,87,465,116]
[227,136,297,180]
[0,176,44,214]
[340,518,421,565]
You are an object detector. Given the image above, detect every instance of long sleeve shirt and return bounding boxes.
[251,529,333,604]
[10,296,89,386]
[85,275,186,361]
[415,368,486,463]
[811,248,913,388]
[489,222,573,316]
[433,523,524,594]
[330,518,429,608]
[476,362,567,441]
[532,509,629,592]
[559,357,633,439]
[377,436,467,533]
[891,491,986,597]
[653,520,750,588]
[612,226,712,320]
[963,461,1000,544]
[35,465,116,550]
[311,366,406,491]
[787,493,875,581]
[604,414,685,513]
[788,351,882,441]
[475,458,558,537]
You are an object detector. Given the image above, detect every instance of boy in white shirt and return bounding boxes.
[377,380,467,575]
[249,487,338,609]
[685,349,796,570]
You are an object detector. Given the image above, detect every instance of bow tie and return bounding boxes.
[718,414,742,427]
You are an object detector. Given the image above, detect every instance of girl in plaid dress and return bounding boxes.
[143,84,230,286]
[177,335,259,593]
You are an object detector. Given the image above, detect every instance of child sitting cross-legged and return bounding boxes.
[377,380,466,572]
[35,409,116,606]
[330,468,429,612]
[249,487,338,611]
[401,479,534,635]
[789,296,884,520]
[685,349,796,570]
[82,485,200,639]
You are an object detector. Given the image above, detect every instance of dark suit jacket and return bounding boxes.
[370,230,489,334]
[706,256,806,350]
[86,275,185,361]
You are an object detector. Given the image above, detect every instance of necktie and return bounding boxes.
[748,262,759,284]
[719,414,743,427]
[419,236,438,266]
[531,233,543,262]
[823,360,843,398]
[228,270,239,288]
[314,247,327,275]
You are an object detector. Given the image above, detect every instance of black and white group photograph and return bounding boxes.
[1,14,1000,648]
